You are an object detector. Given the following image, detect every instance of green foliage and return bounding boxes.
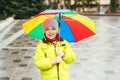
[0,0,10,19]
[0,0,48,20]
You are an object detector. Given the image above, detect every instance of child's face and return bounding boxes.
[44,26,57,39]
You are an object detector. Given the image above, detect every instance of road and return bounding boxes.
[0,16,120,80]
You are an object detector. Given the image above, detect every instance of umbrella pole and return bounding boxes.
[58,13,61,27]
[58,13,61,42]
[58,13,61,47]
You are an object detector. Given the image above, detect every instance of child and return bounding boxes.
[33,18,76,80]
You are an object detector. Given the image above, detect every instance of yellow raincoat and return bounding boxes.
[33,39,76,80]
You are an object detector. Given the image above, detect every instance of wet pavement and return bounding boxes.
[0,16,120,80]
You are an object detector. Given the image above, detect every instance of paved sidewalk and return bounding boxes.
[0,16,120,80]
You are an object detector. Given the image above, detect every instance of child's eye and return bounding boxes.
[45,28,49,31]
[52,28,56,30]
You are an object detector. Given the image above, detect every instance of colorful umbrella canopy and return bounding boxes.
[22,9,96,42]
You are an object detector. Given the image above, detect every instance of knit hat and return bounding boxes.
[43,18,59,32]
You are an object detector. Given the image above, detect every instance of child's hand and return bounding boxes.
[56,50,64,57]
[52,56,61,64]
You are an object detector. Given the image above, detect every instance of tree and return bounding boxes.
[0,0,48,20]
[110,0,117,13]
[0,0,12,19]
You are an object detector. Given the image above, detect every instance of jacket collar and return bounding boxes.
[42,37,64,44]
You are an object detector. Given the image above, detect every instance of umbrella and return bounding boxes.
[22,9,96,42]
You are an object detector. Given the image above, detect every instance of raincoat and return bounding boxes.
[33,39,76,80]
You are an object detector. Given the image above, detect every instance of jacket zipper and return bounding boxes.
[53,43,60,80]
[57,64,60,80]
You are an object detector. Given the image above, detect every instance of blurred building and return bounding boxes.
[44,0,120,13]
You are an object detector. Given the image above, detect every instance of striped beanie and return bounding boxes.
[43,18,59,32]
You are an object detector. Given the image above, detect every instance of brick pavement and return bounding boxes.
[0,16,120,80]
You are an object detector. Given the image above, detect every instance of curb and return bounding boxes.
[0,17,15,32]
[80,13,120,16]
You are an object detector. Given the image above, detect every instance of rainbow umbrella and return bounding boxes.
[22,9,96,42]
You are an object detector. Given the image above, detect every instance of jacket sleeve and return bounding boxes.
[62,40,76,64]
[33,41,53,70]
